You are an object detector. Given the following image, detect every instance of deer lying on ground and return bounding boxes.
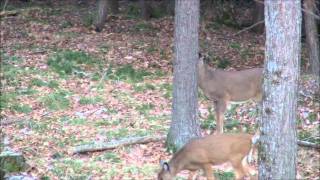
[157,133,257,180]
[198,54,263,133]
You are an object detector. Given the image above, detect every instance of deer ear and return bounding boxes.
[161,161,170,172]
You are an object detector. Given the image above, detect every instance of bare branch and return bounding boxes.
[233,20,264,36]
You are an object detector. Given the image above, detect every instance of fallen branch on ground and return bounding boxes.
[297,140,320,149]
[233,20,264,36]
[73,135,166,154]
[0,10,18,18]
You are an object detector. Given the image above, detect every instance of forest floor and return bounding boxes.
[1,1,319,179]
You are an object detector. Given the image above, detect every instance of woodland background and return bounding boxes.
[0,0,319,179]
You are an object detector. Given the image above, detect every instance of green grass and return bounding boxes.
[109,64,152,83]
[47,50,98,76]
[40,90,70,110]
[79,96,103,105]
[59,116,88,126]
[48,80,59,89]
[51,158,92,179]
[159,83,173,99]
[135,103,155,115]
[214,170,235,180]
[229,42,241,50]
[133,22,158,32]
[99,43,110,53]
[298,130,320,144]
[133,83,156,92]
[106,128,129,140]
[94,118,121,127]
[11,104,32,114]
[82,12,95,28]
[16,88,38,95]
[19,120,50,133]
[0,92,18,110]
[217,58,231,69]
[126,4,140,19]
[60,20,73,29]
[123,164,157,176]
[30,78,47,87]
[201,108,216,130]
[68,118,87,126]
[95,152,122,163]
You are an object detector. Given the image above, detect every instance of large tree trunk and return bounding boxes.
[303,0,320,82]
[259,0,302,179]
[252,0,264,33]
[166,0,201,151]
[95,0,108,32]
[108,0,119,14]
[139,0,151,20]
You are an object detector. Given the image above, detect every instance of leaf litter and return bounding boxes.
[1,1,319,179]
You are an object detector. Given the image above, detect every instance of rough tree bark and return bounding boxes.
[303,0,320,81]
[252,0,265,33]
[95,0,108,32]
[166,0,201,151]
[259,0,302,179]
[139,0,151,20]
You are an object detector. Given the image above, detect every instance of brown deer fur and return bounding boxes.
[198,56,263,133]
[157,133,256,180]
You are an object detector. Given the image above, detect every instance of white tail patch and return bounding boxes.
[242,155,257,176]
[247,148,254,164]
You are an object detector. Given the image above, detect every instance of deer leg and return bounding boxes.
[214,100,227,134]
[241,156,256,177]
[230,155,246,180]
[202,164,214,180]
[188,170,197,180]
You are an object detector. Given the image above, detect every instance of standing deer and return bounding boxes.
[198,54,263,133]
[157,133,257,180]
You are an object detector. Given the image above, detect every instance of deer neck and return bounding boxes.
[169,149,184,176]
[198,62,213,88]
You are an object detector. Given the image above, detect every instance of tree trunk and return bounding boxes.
[303,0,320,82]
[165,0,175,15]
[259,0,302,179]
[166,0,201,151]
[95,0,108,32]
[252,0,265,33]
[139,0,151,20]
[108,0,119,14]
